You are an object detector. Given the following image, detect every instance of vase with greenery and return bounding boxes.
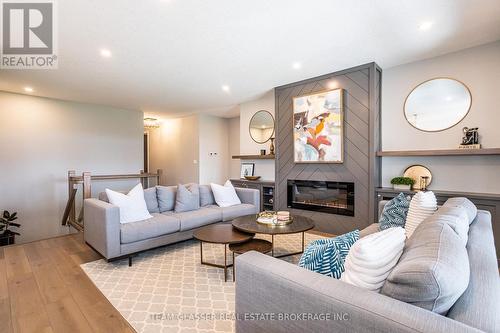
[390,177,415,191]
[0,211,20,246]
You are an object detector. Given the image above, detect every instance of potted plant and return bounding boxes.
[390,177,415,191]
[0,210,20,246]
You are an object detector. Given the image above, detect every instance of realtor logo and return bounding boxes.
[1,0,58,69]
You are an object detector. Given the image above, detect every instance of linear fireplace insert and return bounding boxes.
[287,180,355,216]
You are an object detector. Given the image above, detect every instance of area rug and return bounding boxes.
[81,232,325,333]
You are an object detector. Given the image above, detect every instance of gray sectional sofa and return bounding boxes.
[84,184,259,264]
[235,198,500,333]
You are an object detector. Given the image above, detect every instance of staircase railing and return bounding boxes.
[61,169,162,231]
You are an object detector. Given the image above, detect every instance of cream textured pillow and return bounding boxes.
[404,191,437,238]
[210,180,241,207]
[105,183,152,224]
[341,227,406,292]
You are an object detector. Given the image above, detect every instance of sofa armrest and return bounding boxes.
[235,187,260,208]
[83,198,121,259]
[235,252,481,333]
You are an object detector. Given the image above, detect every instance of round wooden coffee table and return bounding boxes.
[229,239,273,281]
[193,224,254,282]
[232,214,314,258]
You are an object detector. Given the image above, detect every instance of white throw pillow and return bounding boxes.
[404,191,437,238]
[210,180,241,207]
[105,183,153,224]
[341,227,406,292]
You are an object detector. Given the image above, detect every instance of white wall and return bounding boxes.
[0,91,143,244]
[238,90,275,181]
[228,116,241,179]
[198,114,229,184]
[149,115,200,185]
[381,41,500,193]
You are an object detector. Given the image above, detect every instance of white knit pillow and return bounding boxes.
[404,191,437,238]
[341,227,406,292]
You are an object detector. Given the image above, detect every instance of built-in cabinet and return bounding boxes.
[230,179,275,211]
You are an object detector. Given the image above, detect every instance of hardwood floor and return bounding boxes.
[0,233,135,333]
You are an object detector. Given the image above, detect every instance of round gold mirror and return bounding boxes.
[404,78,472,132]
[249,110,275,144]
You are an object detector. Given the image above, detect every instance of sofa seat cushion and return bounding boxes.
[381,218,470,314]
[120,213,180,244]
[221,204,257,222]
[175,207,222,231]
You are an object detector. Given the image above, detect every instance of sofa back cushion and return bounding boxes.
[381,217,470,314]
[143,187,160,213]
[199,185,215,206]
[433,206,469,246]
[442,197,477,224]
[98,186,159,214]
[157,185,177,212]
[174,183,200,213]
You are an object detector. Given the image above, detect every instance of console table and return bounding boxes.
[376,187,500,264]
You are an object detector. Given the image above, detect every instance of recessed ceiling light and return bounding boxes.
[292,62,302,70]
[222,85,230,93]
[24,86,34,93]
[445,96,453,101]
[418,21,433,31]
[100,48,112,58]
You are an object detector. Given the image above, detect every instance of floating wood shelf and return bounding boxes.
[232,154,275,160]
[376,148,500,157]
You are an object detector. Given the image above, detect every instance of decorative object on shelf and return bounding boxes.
[260,149,266,155]
[0,210,20,246]
[404,78,472,132]
[256,211,293,226]
[240,163,255,179]
[390,177,415,191]
[143,117,160,129]
[403,165,433,190]
[293,88,344,163]
[249,110,275,144]
[269,137,275,155]
[459,127,480,149]
[244,175,261,181]
[420,176,430,191]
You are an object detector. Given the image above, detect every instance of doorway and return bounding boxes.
[143,132,149,172]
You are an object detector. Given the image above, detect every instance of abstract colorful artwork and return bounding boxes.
[293,88,344,163]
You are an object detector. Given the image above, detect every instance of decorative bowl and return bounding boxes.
[244,176,261,181]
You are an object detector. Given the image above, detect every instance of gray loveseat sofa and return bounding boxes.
[84,184,259,264]
[235,198,499,333]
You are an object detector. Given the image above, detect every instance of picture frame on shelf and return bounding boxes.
[240,163,255,179]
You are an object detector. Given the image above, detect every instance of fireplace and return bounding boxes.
[287,180,355,216]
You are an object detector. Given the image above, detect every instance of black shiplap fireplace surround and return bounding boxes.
[287,180,355,216]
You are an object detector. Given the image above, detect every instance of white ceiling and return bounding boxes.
[1,0,500,118]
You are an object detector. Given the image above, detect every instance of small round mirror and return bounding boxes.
[249,110,275,144]
[404,78,472,132]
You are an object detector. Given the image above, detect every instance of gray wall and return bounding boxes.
[0,91,144,244]
[382,41,500,193]
[149,115,200,185]
[275,63,381,234]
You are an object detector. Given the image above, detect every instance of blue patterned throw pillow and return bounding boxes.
[298,230,359,278]
[379,192,410,230]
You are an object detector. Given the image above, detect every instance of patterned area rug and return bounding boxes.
[81,232,325,333]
